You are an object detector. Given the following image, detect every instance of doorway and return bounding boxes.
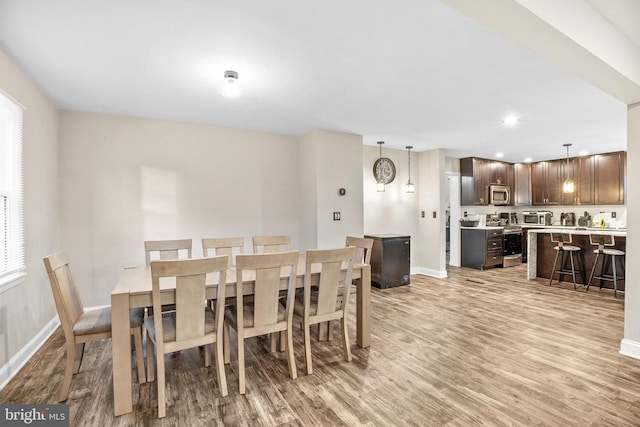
[446,173,461,267]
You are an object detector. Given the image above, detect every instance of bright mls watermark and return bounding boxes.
[0,404,69,426]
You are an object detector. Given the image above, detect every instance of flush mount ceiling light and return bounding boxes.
[217,70,243,99]
[496,152,504,158]
[562,143,575,193]
[405,146,415,193]
[502,115,519,126]
[524,157,533,163]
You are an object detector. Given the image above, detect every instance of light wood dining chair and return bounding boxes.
[144,239,192,313]
[144,239,192,264]
[43,250,146,402]
[224,251,299,394]
[202,237,244,268]
[318,236,373,341]
[345,236,374,265]
[295,246,356,374]
[252,235,291,254]
[144,255,229,418]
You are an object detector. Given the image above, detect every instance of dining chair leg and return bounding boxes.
[341,317,352,362]
[60,341,77,402]
[146,332,155,382]
[279,331,286,352]
[327,321,334,341]
[73,343,85,374]
[157,352,166,418]
[270,333,277,353]
[238,330,246,394]
[285,327,297,380]
[132,326,146,384]
[204,342,211,367]
[303,321,313,375]
[214,339,228,397]
[223,321,230,364]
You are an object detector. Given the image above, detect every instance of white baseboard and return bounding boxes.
[411,267,448,279]
[619,339,640,360]
[0,315,60,391]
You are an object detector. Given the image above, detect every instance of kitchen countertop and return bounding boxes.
[526,227,626,280]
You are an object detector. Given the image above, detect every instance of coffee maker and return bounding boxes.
[560,212,575,226]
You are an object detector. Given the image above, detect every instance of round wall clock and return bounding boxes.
[373,157,396,184]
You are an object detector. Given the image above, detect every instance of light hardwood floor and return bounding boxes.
[2,265,640,426]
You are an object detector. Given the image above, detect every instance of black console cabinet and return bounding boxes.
[364,234,410,289]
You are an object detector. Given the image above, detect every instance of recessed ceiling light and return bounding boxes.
[579,150,588,156]
[524,158,532,163]
[502,115,519,126]
[496,152,504,158]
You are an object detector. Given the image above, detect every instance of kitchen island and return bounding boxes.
[526,227,626,290]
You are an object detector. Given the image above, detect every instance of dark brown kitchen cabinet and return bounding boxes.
[594,152,626,205]
[575,156,595,205]
[461,157,490,205]
[531,160,562,205]
[460,157,513,206]
[514,163,531,206]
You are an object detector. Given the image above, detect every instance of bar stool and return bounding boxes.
[587,234,625,298]
[549,233,586,289]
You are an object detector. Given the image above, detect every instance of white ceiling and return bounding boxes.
[0,0,632,163]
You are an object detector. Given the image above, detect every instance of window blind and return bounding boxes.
[0,91,25,292]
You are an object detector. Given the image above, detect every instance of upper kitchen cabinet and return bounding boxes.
[514,163,531,206]
[460,157,514,206]
[574,156,595,205]
[461,157,489,205]
[531,160,562,205]
[594,152,626,205]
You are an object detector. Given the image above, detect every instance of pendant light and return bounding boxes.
[373,141,396,192]
[562,143,575,193]
[405,146,415,193]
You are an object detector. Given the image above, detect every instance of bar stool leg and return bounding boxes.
[569,252,577,289]
[549,249,561,286]
[612,255,618,298]
[587,253,600,292]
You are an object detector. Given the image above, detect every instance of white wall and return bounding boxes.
[300,130,364,250]
[622,103,640,356]
[0,52,60,370]
[59,111,300,307]
[416,149,447,277]
[363,145,419,265]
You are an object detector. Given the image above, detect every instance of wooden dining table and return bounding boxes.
[110,254,371,416]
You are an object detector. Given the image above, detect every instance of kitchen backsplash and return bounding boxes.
[460,205,627,228]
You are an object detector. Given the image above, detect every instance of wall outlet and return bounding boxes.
[421,211,425,218]
[333,212,341,221]
[432,211,437,218]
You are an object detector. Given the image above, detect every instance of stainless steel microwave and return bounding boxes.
[523,211,552,225]
[489,184,510,205]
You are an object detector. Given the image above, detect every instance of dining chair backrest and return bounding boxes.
[345,236,373,265]
[43,250,85,342]
[252,235,291,254]
[202,237,244,268]
[235,251,299,329]
[305,246,356,318]
[144,239,192,265]
[150,256,228,349]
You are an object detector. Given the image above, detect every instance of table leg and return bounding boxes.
[356,264,371,348]
[112,292,133,416]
